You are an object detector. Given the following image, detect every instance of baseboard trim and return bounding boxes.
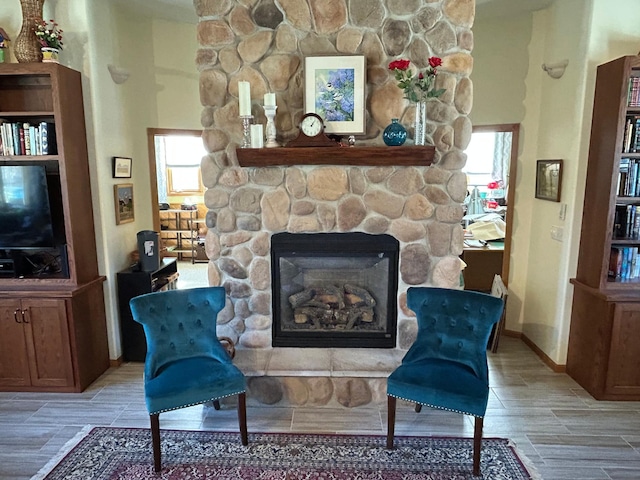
[503,329,566,373]
[109,357,123,368]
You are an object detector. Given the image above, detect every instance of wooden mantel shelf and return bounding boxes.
[235,145,435,167]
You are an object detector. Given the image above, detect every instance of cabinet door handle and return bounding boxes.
[21,310,29,323]
[14,309,22,323]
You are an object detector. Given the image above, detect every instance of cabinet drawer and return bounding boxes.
[607,303,640,395]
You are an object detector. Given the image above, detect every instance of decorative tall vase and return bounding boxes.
[14,0,45,63]
[414,101,427,146]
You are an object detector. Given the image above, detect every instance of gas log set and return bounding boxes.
[288,284,377,331]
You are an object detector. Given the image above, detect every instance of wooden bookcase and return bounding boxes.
[0,64,109,392]
[568,55,640,400]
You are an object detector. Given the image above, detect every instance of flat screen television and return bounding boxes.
[0,165,56,249]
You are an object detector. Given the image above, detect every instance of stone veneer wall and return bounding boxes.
[195,0,475,351]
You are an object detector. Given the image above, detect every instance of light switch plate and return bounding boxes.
[551,226,563,242]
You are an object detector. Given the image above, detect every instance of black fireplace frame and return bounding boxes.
[271,232,399,348]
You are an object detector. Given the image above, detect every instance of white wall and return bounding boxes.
[518,0,593,363]
[470,13,533,126]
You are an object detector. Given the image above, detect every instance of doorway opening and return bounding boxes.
[462,124,519,290]
[147,128,209,287]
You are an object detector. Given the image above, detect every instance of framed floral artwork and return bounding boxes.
[114,184,134,224]
[535,159,563,202]
[304,55,366,135]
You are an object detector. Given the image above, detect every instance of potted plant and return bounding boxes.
[35,18,63,63]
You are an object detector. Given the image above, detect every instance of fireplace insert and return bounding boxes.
[271,232,399,348]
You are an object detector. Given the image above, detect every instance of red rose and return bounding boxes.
[418,72,424,79]
[389,59,410,71]
[428,57,442,68]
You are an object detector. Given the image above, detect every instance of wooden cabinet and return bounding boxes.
[461,246,504,292]
[568,55,640,400]
[0,64,109,392]
[117,258,179,361]
[0,298,73,388]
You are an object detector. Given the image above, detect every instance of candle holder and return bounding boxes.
[264,105,279,148]
[240,115,253,148]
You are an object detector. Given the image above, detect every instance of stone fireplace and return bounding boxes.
[271,232,399,348]
[195,0,474,406]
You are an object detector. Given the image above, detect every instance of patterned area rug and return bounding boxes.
[33,427,540,480]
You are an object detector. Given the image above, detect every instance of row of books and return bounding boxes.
[622,115,640,153]
[614,204,640,238]
[609,247,640,280]
[618,158,640,196]
[0,121,57,156]
[628,76,640,107]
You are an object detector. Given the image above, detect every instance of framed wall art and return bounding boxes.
[112,156,132,178]
[114,183,134,224]
[304,55,366,135]
[535,159,563,202]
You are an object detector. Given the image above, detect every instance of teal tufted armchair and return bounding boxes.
[386,287,503,477]
[129,286,248,472]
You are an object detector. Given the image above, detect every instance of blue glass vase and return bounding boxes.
[383,118,407,146]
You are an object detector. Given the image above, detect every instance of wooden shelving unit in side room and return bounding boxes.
[159,209,208,263]
[568,55,640,400]
[0,64,109,392]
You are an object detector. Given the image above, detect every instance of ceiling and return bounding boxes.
[113,0,557,25]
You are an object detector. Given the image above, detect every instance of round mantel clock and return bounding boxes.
[287,113,340,147]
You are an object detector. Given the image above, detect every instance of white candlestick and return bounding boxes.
[264,92,276,107]
[238,81,251,116]
[250,124,264,148]
[264,105,279,148]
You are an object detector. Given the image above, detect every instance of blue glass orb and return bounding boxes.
[383,118,407,146]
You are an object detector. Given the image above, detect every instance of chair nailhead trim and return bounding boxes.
[149,389,246,415]
[388,394,484,418]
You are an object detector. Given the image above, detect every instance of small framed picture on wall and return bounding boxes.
[114,184,134,224]
[112,157,132,178]
[535,159,563,202]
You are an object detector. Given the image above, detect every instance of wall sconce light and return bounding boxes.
[107,64,130,84]
[541,59,569,79]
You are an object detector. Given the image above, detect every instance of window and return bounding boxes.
[464,130,512,199]
[155,134,206,198]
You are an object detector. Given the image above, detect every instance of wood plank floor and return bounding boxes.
[1,337,640,479]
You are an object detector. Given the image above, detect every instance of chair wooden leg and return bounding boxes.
[415,403,422,413]
[386,395,396,450]
[213,400,221,410]
[237,392,248,446]
[150,413,161,473]
[473,416,483,476]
